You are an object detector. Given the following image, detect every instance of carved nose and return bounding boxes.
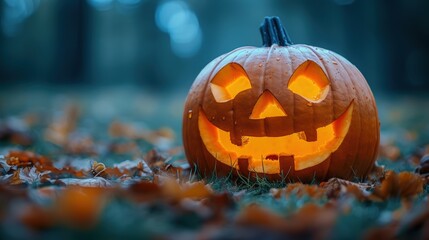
[249,90,287,119]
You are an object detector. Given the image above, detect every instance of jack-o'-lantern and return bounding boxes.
[182,17,380,182]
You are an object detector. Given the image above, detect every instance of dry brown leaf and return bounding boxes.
[139,127,175,147]
[1,166,47,186]
[271,183,326,199]
[161,178,212,201]
[109,122,175,146]
[64,136,97,155]
[144,149,169,173]
[128,181,162,202]
[180,181,213,199]
[19,205,55,230]
[201,192,234,222]
[54,187,107,228]
[108,121,137,138]
[102,167,123,179]
[22,186,109,230]
[108,141,139,154]
[113,159,153,178]
[236,204,287,232]
[289,204,337,239]
[320,178,371,199]
[6,151,52,170]
[236,203,336,239]
[47,165,88,179]
[8,169,25,185]
[371,171,423,201]
[44,104,79,146]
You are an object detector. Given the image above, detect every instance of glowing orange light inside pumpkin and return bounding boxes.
[198,102,353,173]
[210,63,252,102]
[250,90,287,119]
[288,60,330,103]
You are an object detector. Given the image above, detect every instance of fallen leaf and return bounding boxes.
[201,192,235,223]
[5,151,52,170]
[107,141,139,154]
[371,171,423,201]
[128,181,162,202]
[271,183,326,200]
[54,186,107,228]
[236,203,337,239]
[236,204,288,232]
[162,178,212,201]
[19,204,55,230]
[114,159,153,177]
[180,181,213,199]
[108,121,137,138]
[64,136,97,155]
[44,104,79,146]
[320,178,371,199]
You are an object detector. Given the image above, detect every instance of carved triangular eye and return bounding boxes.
[210,63,252,103]
[287,60,330,103]
[250,90,287,119]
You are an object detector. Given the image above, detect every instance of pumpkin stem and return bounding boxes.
[260,16,293,47]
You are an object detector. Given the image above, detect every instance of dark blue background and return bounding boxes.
[0,0,428,92]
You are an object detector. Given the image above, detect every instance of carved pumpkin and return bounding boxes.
[182,17,379,182]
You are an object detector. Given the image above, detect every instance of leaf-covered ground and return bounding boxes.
[1,87,429,240]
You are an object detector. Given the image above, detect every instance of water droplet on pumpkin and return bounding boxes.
[307,102,313,107]
[188,110,192,118]
[332,61,338,65]
[222,116,226,120]
[276,57,280,61]
[234,121,237,125]
[211,116,215,120]
[258,63,263,67]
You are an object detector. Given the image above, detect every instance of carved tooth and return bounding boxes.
[238,156,250,176]
[279,155,294,176]
[230,131,243,146]
[304,129,318,142]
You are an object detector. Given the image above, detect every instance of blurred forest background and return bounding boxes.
[0,0,428,92]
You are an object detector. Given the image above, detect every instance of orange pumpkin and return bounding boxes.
[182,16,379,182]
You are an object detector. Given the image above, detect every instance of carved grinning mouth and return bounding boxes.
[198,102,354,174]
